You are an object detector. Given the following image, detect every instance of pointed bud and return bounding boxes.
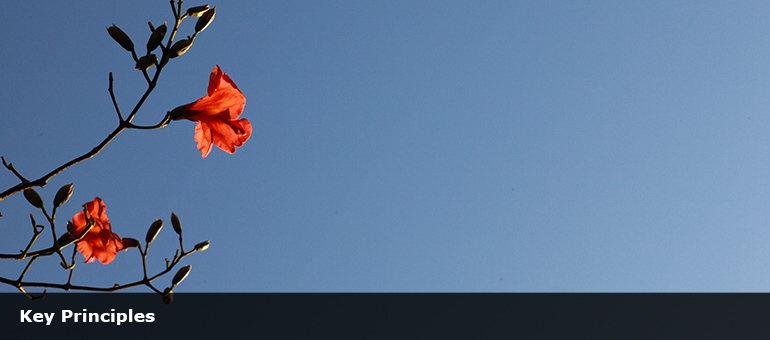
[53,183,74,208]
[23,189,44,209]
[172,265,192,286]
[147,22,167,52]
[107,24,134,52]
[168,38,193,58]
[122,238,140,251]
[186,4,210,17]
[162,288,174,304]
[195,7,216,33]
[146,219,163,244]
[56,233,72,246]
[57,227,78,246]
[170,212,182,235]
[194,240,210,252]
[135,54,158,70]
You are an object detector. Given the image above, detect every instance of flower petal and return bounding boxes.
[205,117,252,154]
[195,120,213,158]
[207,65,223,95]
[77,240,95,263]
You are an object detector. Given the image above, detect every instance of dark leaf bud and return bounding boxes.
[57,231,76,246]
[163,288,174,304]
[172,265,192,286]
[195,7,216,33]
[23,189,44,209]
[147,22,167,52]
[171,212,182,235]
[194,240,210,252]
[122,238,140,251]
[135,54,158,70]
[146,219,163,244]
[53,183,73,208]
[186,4,210,17]
[168,38,193,58]
[107,24,134,52]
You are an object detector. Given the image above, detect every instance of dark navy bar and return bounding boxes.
[1,293,768,338]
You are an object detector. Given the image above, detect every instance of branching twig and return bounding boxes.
[0,1,188,203]
[0,213,94,260]
[0,0,214,302]
[20,215,44,258]
[0,245,203,294]
[2,157,29,183]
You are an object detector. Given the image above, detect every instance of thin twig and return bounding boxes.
[18,287,46,300]
[17,256,37,282]
[20,218,44,258]
[1,157,29,183]
[67,247,77,288]
[124,113,171,130]
[108,72,124,122]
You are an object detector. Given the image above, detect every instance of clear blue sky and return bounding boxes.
[2,1,770,292]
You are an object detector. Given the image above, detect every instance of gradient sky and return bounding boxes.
[2,1,770,293]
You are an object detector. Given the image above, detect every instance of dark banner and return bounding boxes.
[1,293,768,338]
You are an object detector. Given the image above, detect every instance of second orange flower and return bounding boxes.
[69,197,124,264]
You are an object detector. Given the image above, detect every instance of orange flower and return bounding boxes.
[171,65,251,158]
[70,197,124,264]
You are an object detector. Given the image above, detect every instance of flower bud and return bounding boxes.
[58,221,87,245]
[168,38,193,58]
[186,4,210,17]
[146,219,163,244]
[107,24,134,52]
[57,231,75,246]
[162,287,174,304]
[53,183,74,208]
[135,54,158,70]
[194,240,210,252]
[172,265,192,286]
[122,238,140,251]
[147,22,167,52]
[195,7,216,33]
[23,189,44,209]
[171,212,182,235]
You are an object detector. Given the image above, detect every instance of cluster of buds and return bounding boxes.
[106,4,216,70]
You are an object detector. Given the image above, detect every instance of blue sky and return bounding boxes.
[2,1,770,292]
